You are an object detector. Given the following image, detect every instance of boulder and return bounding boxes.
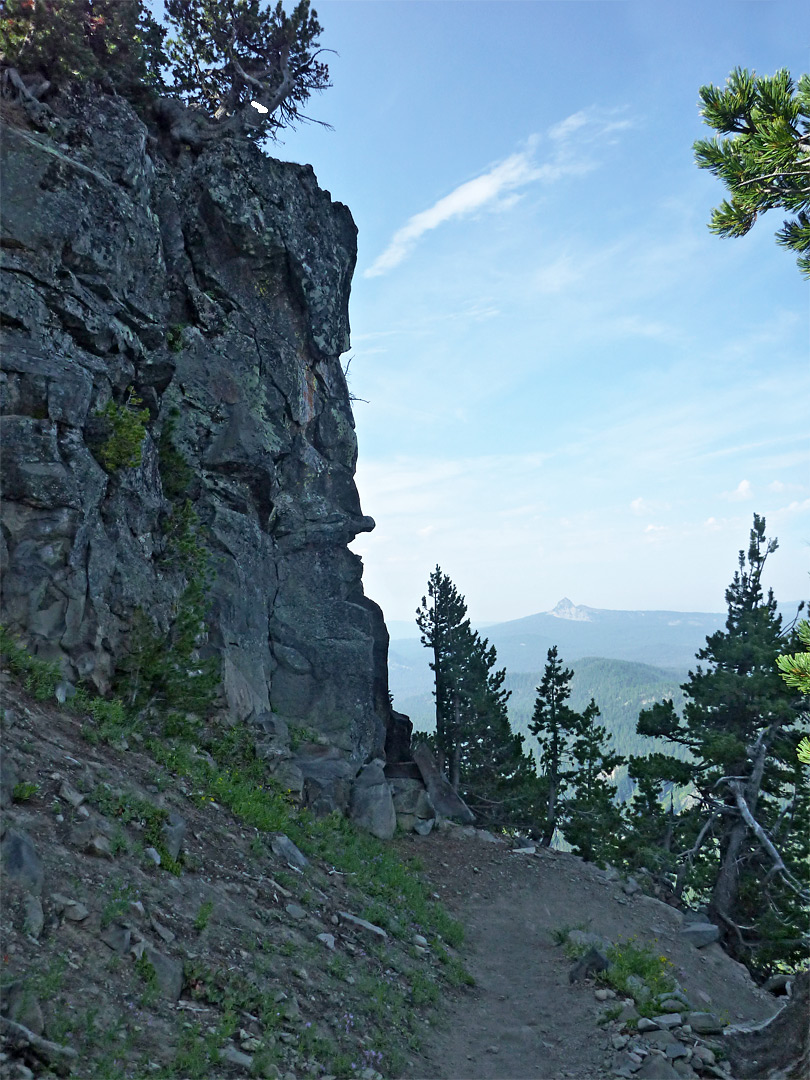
[680,922,720,948]
[160,811,187,861]
[349,760,396,840]
[0,829,43,895]
[411,743,475,824]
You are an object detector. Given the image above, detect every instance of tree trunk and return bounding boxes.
[450,745,461,793]
[709,817,747,928]
[542,774,556,847]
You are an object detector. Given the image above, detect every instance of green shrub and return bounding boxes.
[602,937,676,1010]
[12,781,39,802]
[0,0,167,100]
[94,388,150,472]
[0,625,62,699]
[166,325,186,353]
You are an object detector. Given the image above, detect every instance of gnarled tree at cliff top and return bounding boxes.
[165,0,331,140]
[1,0,331,141]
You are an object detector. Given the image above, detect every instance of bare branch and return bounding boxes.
[728,780,810,902]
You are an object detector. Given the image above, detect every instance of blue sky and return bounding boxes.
[161,1,810,624]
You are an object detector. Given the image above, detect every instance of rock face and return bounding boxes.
[0,87,394,805]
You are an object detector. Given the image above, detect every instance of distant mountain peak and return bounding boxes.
[550,598,592,622]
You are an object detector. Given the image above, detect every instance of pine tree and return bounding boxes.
[694,67,810,276]
[416,566,473,789]
[529,646,582,847]
[416,567,542,829]
[562,698,625,863]
[164,0,331,140]
[629,515,809,975]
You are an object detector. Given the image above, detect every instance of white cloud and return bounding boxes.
[631,497,647,514]
[770,480,786,492]
[364,149,548,277]
[722,479,753,501]
[704,517,724,531]
[548,111,589,141]
[776,498,810,514]
[364,109,632,278]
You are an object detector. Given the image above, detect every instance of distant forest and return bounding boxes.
[401,655,689,801]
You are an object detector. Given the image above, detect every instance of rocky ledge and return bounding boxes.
[0,84,420,818]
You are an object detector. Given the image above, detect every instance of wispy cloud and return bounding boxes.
[364,108,631,278]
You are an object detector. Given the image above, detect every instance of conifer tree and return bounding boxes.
[164,0,331,139]
[562,698,625,863]
[529,646,582,847]
[694,67,810,276]
[416,567,542,828]
[416,566,473,788]
[629,515,809,975]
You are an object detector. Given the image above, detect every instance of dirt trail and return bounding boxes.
[398,828,779,1080]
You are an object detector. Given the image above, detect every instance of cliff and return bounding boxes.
[0,85,397,814]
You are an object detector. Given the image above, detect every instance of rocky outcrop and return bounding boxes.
[0,86,393,806]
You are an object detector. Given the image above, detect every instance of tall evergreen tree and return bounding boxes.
[529,646,582,847]
[416,566,472,789]
[630,515,809,975]
[416,567,542,828]
[562,698,625,863]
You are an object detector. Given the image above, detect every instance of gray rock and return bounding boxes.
[568,946,609,983]
[220,1045,254,1069]
[659,998,689,1013]
[411,743,475,824]
[338,911,388,941]
[0,758,18,809]
[62,901,90,922]
[680,923,720,948]
[665,1045,689,1061]
[22,895,44,939]
[413,817,434,836]
[474,828,502,843]
[568,929,611,951]
[57,780,85,807]
[285,903,306,920]
[316,933,335,950]
[100,922,132,954]
[132,943,184,1001]
[270,834,308,869]
[635,1056,680,1079]
[672,1063,699,1079]
[160,812,186,861]
[623,877,642,896]
[0,982,44,1036]
[685,1013,724,1034]
[390,777,435,819]
[652,1014,684,1029]
[644,1030,678,1050]
[349,763,396,840]
[0,829,43,895]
